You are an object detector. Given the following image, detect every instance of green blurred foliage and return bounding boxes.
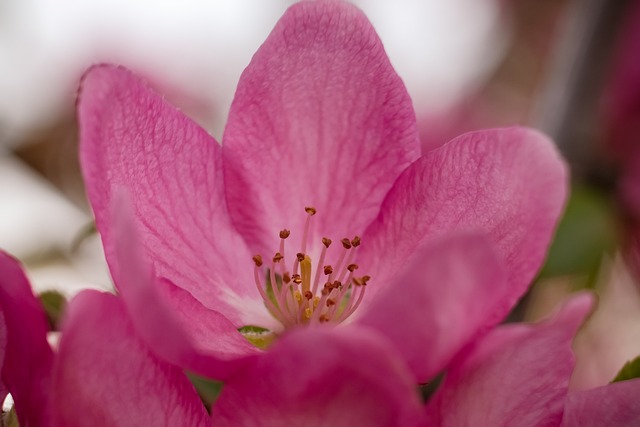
[540,185,620,288]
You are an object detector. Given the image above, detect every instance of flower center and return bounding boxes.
[252,207,370,329]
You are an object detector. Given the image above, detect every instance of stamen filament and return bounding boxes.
[336,283,367,323]
[311,240,329,295]
[254,264,287,325]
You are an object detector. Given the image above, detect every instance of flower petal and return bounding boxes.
[111,192,260,380]
[78,64,256,324]
[0,251,53,427]
[425,293,594,427]
[361,127,568,315]
[355,233,506,382]
[223,1,420,255]
[51,290,210,427]
[561,379,640,427]
[211,326,425,427]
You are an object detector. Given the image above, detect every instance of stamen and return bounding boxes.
[311,237,330,296]
[279,229,291,239]
[336,236,360,283]
[300,207,316,255]
[341,238,352,249]
[337,283,367,322]
[279,230,290,272]
[270,260,293,325]
[253,260,287,325]
[330,238,351,282]
[252,209,370,330]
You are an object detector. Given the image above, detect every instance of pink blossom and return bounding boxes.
[0,252,426,426]
[3,252,639,425]
[78,0,568,386]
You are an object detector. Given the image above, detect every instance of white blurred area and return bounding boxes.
[0,0,507,295]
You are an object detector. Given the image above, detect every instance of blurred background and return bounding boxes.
[0,0,638,392]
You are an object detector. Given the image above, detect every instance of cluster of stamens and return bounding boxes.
[252,207,370,329]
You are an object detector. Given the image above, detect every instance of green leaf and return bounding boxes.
[612,355,640,383]
[540,186,619,287]
[38,290,67,330]
[186,372,223,410]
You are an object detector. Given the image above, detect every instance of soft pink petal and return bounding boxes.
[360,127,568,314]
[111,193,261,380]
[561,379,640,427]
[211,327,425,427]
[0,251,53,427]
[78,64,256,324]
[425,293,594,427]
[223,1,420,256]
[51,290,210,427]
[355,233,506,382]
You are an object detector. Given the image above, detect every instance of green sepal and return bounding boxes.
[3,405,19,427]
[612,355,640,383]
[38,290,67,330]
[186,372,223,410]
[238,325,276,350]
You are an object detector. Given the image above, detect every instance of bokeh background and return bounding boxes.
[1,0,638,395]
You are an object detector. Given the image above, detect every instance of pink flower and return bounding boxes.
[3,251,639,426]
[78,0,568,386]
[0,252,426,426]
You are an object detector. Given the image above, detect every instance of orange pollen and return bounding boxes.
[252,208,371,329]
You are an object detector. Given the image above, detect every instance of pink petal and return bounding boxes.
[211,327,425,427]
[223,1,420,256]
[78,64,256,325]
[111,193,260,380]
[51,290,210,427]
[360,127,568,316]
[561,379,640,427]
[0,251,53,427]
[425,293,594,427]
[355,233,506,382]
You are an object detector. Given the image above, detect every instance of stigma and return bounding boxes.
[252,207,370,329]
